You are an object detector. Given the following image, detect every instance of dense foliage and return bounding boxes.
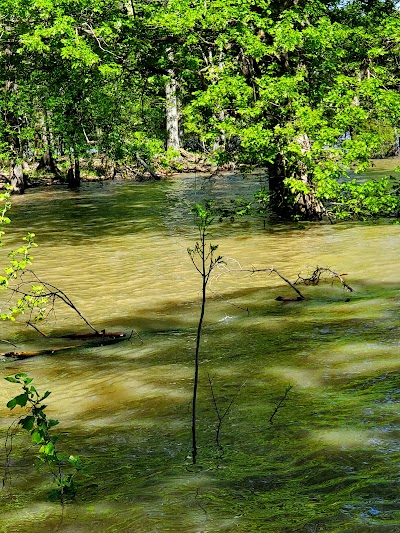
[1,0,400,219]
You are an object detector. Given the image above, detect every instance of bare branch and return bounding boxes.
[207,373,245,451]
[295,266,354,292]
[216,263,353,300]
[27,322,48,337]
[0,339,17,348]
[230,266,306,300]
[269,385,292,425]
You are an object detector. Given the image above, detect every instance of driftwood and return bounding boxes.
[222,264,353,301]
[135,152,162,180]
[294,266,354,292]
[1,331,130,360]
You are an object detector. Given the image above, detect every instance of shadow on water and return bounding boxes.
[1,279,400,531]
[1,176,400,531]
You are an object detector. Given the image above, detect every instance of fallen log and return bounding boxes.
[1,331,130,359]
[60,331,126,340]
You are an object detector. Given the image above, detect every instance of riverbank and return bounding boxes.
[0,149,238,191]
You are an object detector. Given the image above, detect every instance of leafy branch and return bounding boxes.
[4,270,99,333]
[3,373,81,502]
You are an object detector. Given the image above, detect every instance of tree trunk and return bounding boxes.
[166,49,180,151]
[9,162,25,194]
[67,159,80,187]
[37,149,61,177]
[267,135,324,221]
[268,160,324,220]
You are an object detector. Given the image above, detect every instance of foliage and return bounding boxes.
[0,186,46,321]
[0,186,98,332]
[1,0,400,218]
[327,177,400,220]
[4,373,81,500]
[154,0,400,219]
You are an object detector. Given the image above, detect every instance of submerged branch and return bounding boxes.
[207,373,245,452]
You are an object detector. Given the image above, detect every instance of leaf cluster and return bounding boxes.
[4,373,81,499]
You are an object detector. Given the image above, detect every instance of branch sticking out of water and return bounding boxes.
[294,266,354,292]
[207,373,245,453]
[269,385,293,425]
[27,322,48,337]
[228,266,306,300]
[223,264,354,300]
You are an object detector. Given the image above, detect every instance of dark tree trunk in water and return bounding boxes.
[268,136,324,221]
[37,149,61,177]
[267,157,324,221]
[9,162,25,194]
[67,159,80,187]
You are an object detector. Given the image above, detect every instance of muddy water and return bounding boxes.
[0,172,400,532]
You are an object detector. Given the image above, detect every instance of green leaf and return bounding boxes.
[39,390,51,401]
[31,429,45,444]
[7,393,28,409]
[39,441,55,456]
[15,373,31,383]
[4,376,20,383]
[6,397,17,409]
[19,416,35,431]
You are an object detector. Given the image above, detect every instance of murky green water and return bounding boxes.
[0,171,400,532]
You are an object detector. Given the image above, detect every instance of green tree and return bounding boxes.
[0,0,169,186]
[156,0,400,219]
[2,0,400,220]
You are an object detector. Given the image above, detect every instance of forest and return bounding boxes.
[1,1,400,532]
[1,0,400,219]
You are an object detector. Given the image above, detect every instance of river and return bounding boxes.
[0,167,399,532]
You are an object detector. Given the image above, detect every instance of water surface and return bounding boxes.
[0,173,399,532]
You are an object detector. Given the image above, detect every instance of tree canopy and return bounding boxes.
[1,0,400,219]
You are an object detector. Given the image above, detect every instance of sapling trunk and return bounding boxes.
[188,205,223,465]
[191,231,207,465]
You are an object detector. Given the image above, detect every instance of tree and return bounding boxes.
[0,0,169,186]
[156,0,400,219]
[187,205,223,464]
[1,0,400,220]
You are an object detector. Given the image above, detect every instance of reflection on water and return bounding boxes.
[1,174,400,531]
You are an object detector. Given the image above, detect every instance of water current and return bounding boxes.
[0,163,399,532]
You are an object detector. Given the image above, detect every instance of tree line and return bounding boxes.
[1,0,400,219]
